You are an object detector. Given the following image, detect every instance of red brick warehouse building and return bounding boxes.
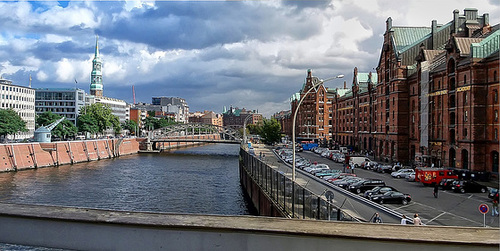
[376,8,498,172]
[277,8,499,173]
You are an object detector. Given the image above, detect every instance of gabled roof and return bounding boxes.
[454,37,483,56]
[423,50,446,61]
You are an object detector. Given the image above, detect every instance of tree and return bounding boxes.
[258,118,281,145]
[121,119,138,135]
[36,111,77,139]
[77,103,121,136]
[0,109,27,142]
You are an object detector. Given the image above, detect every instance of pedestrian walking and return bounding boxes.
[433,184,439,198]
[492,192,499,217]
[372,212,383,223]
[400,215,407,225]
[413,213,423,226]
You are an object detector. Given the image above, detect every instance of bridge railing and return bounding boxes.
[240,148,359,221]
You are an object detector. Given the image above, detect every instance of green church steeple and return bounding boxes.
[90,35,103,97]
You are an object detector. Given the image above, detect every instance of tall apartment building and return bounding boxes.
[35,88,86,126]
[0,78,35,140]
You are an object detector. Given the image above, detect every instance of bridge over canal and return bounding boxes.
[144,123,246,150]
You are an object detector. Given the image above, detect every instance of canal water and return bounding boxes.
[0,143,253,250]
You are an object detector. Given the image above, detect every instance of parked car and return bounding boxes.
[391,169,414,178]
[439,178,459,190]
[406,173,416,182]
[364,186,398,198]
[488,188,499,199]
[315,169,341,177]
[326,173,356,182]
[375,165,393,173]
[348,179,386,194]
[334,177,365,189]
[451,180,488,193]
[371,191,412,205]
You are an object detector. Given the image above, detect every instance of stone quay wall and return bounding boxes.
[0,138,143,172]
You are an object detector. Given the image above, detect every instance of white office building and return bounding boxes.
[0,78,35,140]
[86,95,130,124]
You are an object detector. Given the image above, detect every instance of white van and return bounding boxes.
[340,147,349,154]
[349,156,371,168]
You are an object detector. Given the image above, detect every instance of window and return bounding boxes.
[496,129,498,140]
[496,110,499,122]
[464,110,468,122]
[464,92,468,105]
[494,90,498,104]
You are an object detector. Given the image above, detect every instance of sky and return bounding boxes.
[0,0,499,118]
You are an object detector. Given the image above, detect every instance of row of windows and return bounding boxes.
[1,94,34,102]
[36,101,76,107]
[36,108,76,113]
[35,92,80,101]
[1,103,34,110]
[0,85,34,95]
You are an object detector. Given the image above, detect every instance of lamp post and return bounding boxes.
[292,74,344,181]
[243,115,253,147]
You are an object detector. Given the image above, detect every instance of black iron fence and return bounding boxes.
[240,148,358,221]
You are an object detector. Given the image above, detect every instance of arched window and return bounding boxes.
[494,90,498,104]
[449,77,456,90]
[464,110,468,122]
[448,58,456,73]
[495,110,499,122]
[463,92,468,105]
[464,74,467,85]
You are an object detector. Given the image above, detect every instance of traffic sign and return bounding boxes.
[479,204,489,214]
[325,191,334,202]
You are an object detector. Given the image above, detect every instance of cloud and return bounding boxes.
[0,0,499,118]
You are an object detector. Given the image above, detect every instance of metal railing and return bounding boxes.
[240,148,358,221]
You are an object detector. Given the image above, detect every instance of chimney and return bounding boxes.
[431,20,437,49]
[343,81,346,89]
[386,17,392,31]
[483,13,489,26]
[453,9,459,34]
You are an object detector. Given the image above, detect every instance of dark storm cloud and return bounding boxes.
[281,0,332,10]
[98,1,322,50]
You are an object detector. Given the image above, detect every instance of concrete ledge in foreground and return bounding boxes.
[0,203,498,251]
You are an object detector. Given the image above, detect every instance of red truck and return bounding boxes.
[415,168,458,186]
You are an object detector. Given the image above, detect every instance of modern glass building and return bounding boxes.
[35,88,86,126]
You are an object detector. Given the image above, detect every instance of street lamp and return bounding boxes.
[243,115,253,147]
[292,74,344,181]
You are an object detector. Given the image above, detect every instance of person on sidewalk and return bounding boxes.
[492,192,499,217]
[413,213,423,226]
[372,212,382,223]
[433,184,439,198]
[400,215,408,225]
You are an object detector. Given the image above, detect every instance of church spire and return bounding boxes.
[95,34,100,59]
[90,35,103,97]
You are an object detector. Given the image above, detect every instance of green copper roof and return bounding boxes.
[290,93,300,102]
[355,73,378,86]
[392,27,431,54]
[471,30,500,58]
